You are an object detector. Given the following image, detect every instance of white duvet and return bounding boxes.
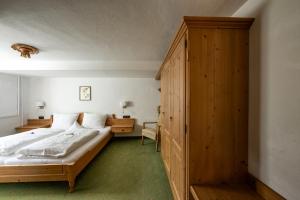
[0,128,64,156]
[17,128,99,158]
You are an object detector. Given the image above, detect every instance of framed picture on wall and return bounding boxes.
[79,86,91,101]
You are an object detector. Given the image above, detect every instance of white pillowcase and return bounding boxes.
[82,113,107,129]
[51,113,79,130]
[66,121,83,132]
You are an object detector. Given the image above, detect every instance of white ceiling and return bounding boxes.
[0,0,246,77]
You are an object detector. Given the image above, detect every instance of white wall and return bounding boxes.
[233,0,300,199]
[27,77,160,136]
[0,75,29,136]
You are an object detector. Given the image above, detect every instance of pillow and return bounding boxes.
[51,113,79,130]
[66,121,83,132]
[82,113,107,129]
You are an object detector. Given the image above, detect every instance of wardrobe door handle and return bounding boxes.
[170,116,173,120]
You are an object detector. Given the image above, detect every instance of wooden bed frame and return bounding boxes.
[0,113,113,192]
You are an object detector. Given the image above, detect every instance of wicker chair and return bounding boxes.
[141,122,160,151]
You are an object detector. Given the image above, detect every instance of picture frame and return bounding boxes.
[79,86,91,101]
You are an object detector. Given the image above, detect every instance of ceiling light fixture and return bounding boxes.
[11,43,39,58]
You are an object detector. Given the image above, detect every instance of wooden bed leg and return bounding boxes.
[65,165,76,193]
[68,178,76,193]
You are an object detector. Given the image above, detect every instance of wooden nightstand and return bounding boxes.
[111,118,135,134]
[15,119,52,133]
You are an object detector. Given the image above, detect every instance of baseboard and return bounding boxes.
[249,174,286,200]
[112,135,142,139]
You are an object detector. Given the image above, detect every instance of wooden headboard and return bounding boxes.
[76,113,84,124]
[50,113,113,126]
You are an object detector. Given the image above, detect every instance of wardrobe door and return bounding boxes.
[160,67,166,168]
[169,36,186,200]
[161,61,171,176]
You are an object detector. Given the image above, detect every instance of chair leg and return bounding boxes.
[156,136,160,152]
[141,135,144,145]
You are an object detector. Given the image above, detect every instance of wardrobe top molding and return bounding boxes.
[155,16,254,80]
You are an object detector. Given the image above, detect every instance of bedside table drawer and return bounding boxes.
[112,127,133,133]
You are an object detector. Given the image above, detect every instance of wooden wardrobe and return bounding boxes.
[157,17,254,200]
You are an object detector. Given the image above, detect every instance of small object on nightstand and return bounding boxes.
[123,115,130,118]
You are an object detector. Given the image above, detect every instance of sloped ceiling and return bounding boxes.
[0,0,246,77]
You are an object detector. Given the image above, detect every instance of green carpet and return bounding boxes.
[0,138,173,200]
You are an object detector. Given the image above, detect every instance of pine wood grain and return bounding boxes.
[190,184,263,200]
[159,16,254,200]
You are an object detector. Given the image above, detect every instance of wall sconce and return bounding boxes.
[120,101,131,118]
[120,101,128,112]
[35,101,46,119]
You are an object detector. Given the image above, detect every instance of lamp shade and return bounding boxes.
[119,101,128,108]
[35,101,45,108]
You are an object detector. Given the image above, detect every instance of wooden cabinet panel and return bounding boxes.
[164,130,171,175]
[188,28,217,184]
[160,62,168,134]
[170,143,184,200]
[160,61,171,177]
[160,129,166,165]
[157,17,253,200]
[214,29,249,182]
[188,28,249,184]
[169,36,186,200]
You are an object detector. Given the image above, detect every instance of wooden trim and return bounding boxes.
[190,175,289,200]
[155,16,254,80]
[27,119,52,125]
[185,31,191,200]
[190,184,263,200]
[249,175,286,200]
[155,21,187,80]
[15,119,52,133]
[77,113,84,125]
[0,130,113,192]
[184,16,254,29]
[143,121,157,128]
[190,185,198,200]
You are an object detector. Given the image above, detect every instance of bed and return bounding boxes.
[0,113,113,192]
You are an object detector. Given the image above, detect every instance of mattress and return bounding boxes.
[0,126,111,166]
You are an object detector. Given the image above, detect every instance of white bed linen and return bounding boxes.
[0,128,64,156]
[51,113,79,130]
[1,127,111,165]
[0,156,8,165]
[17,128,99,158]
